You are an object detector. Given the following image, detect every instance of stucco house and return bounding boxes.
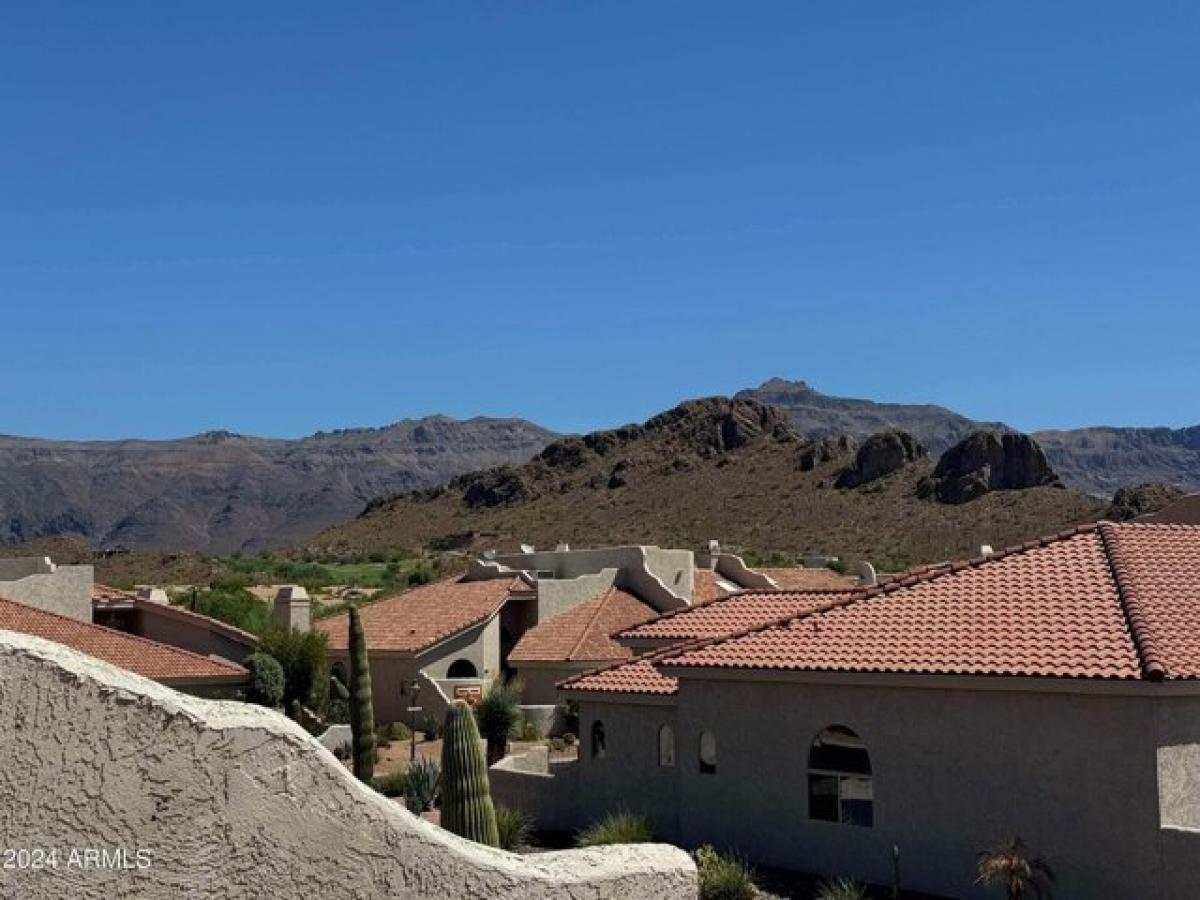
[317,541,854,726]
[92,583,258,665]
[492,522,1200,899]
[0,596,247,696]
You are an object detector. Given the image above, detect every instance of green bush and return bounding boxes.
[814,877,868,900]
[407,566,433,586]
[258,626,330,711]
[694,845,757,900]
[405,757,440,813]
[389,721,412,741]
[421,713,442,741]
[562,732,577,747]
[372,769,408,798]
[495,805,533,851]
[518,717,540,741]
[175,586,272,635]
[243,652,285,708]
[575,811,655,847]
[332,741,352,762]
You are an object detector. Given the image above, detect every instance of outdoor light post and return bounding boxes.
[408,678,421,762]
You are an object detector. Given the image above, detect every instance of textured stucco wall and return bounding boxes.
[0,563,93,621]
[0,630,695,900]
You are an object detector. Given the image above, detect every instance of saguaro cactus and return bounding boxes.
[348,605,376,782]
[439,700,500,846]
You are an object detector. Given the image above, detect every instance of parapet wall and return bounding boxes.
[0,630,696,900]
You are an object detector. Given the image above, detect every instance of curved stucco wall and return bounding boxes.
[0,631,696,900]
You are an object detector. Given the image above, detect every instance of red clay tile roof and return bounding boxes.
[93,583,134,602]
[316,575,523,654]
[619,590,845,643]
[0,597,247,684]
[692,569,733,603]
[509,587,658,664]
[665,523,1200,682]
[559,652,681,696]
[754,567,859,591]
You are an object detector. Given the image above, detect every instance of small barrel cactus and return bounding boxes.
[439,700,500,846]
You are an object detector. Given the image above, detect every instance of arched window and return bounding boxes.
[591,720,607,759]
[446,659,478,679]
[808,725,873,827]
[698,730,717,775]
[658,724,676,767]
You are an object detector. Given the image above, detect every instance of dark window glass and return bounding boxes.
[808,775,840,822]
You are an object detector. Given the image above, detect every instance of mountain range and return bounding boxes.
[1,378,1195,554]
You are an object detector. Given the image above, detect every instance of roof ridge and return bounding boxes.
[567,587,619,661]
[0,595,246,674]
[617,587,854,639]
[1098,522,1167,682]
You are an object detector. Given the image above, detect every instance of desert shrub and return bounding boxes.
[476,678,523,765]
[375,725,392,747]
[243,652,285,708]
[547,738,566,752]
[814,877,868,900]
[694,845,757,900]
[389,721,412,741]
[518,717,540,741]
[562,732,577,747]
[495,805,533,851]
[421,714,442,741]
[332,741,352,761]
[372,769,408,798]
[405,757,440,813]
[258,626,330,711]
[407,566,433,586]
[575,811,655,847]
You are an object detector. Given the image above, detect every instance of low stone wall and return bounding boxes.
[0,631,696,899]
[491,754,582,834]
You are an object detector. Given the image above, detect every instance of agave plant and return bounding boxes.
[404,756,440,814]
[814,876,868,900]
[976,837,1055,900]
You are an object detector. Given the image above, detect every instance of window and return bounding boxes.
[658,724,675,767]
[808,725,873,827]
[591,720,607,759]
[698,730,717,774]
[446,659,478,678]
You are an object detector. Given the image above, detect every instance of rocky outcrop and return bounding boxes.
[835,430,927,488]
[1107,483,1187,521]
[921,430,1061,504]
[0,631,697,899]
[798,435,857,471]
[644,397,796,456]
[461,467,539,508]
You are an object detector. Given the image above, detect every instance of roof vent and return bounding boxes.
[520,544,535,554]
[980,545,994,557]
[555,543,570,552]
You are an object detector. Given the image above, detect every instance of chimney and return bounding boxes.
[272,585,311,633]
[136,587,171,606]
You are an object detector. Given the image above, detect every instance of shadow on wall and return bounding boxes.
[0,630,696,900]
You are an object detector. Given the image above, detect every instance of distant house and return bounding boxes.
[0,597,247,696]
[316,541,848,728]
[490,523,1200,899]
[92,584,258,666]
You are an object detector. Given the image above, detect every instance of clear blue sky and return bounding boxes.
[3,2,1198,440]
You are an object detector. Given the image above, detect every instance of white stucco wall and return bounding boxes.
[0,630,696,900]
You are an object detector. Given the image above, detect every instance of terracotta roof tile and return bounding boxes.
[0,597,247,684]
[509,588,657,663]
[315,575,523,654]
[666,523,1200,681]
[92,583,134,602]
[692,569,734,603]
[754,567,859,591]
[559,651,681,696]
[619,590,845,643]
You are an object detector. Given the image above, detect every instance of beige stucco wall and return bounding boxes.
[660,676,1200,900]
[133,605,256,665]
[0,630,696,900]
[0,561,93,621]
